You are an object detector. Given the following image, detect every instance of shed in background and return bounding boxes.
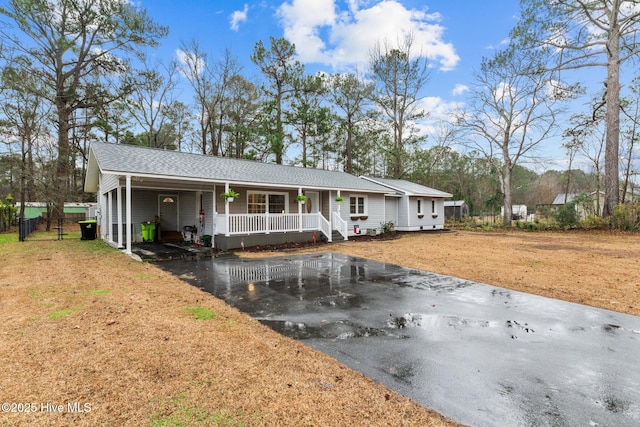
[444,200,469,221]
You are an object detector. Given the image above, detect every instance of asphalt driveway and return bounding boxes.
[159,252,640,427]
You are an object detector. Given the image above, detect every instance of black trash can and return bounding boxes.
[79,220,97,240]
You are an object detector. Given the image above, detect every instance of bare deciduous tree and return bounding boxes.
[457,47,565,225]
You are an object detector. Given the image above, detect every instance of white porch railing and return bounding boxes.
[318,214,332,242]
[216,213,333,237]
[332,211,348,240]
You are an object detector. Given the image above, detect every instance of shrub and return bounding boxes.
[554,203,579,229]
[612,202,640,231]
[580,215,610,230]
[1,194,18,232]
[379,221,395,235]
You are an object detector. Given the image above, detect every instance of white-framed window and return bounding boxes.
[431,199,436,214]
[417,199,423,214]
[349,195,367,215]
[248,191,288,214]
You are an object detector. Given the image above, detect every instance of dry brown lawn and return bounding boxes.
[1,227,638,426]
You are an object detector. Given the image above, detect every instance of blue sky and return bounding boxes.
[139,0,587,170]
[141,0,520,116]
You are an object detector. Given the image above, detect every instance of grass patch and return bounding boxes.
[48,308,72,319]
[135,273,152,279]
[90,289,111,296]
[149,407,240,427]
[0,232,18,244]
[185,307,217,321]
[149,392,244,427]
[79,238,115,253]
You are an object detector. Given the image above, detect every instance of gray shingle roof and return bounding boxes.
[361,176,452,198]
[86,142,391,193]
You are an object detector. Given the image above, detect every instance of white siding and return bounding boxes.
[202,191,214,236]
[179,191,197,228]
[100,173,120,193]
[396,197,447,231]
[396,195,410,228]
[384,196,399,224]
[341,192,386,236]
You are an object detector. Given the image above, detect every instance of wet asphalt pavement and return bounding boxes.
[158,252,640,427]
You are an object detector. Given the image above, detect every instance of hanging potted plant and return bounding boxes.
[221,189,240,203]
[335,196,344,203]
[296,194,308,204]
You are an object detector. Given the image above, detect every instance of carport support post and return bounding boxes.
[126,175,132,255]
[117,186,123,248]
[107,191,113,244]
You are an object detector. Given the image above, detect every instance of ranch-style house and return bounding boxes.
[84,142,451,254]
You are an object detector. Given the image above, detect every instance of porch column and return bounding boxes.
[100,193,108,239]
[125,175,132,255]
[265,210,270,234]
[211,188,216,248]
[117,186,123,248]
[224,182,230,237]
[298,187,303,232]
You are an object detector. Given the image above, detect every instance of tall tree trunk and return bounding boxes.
[54,104,71,223]
[621,116,637,203]
[603,23,621,217]
[345,115,353,174]
[27,139,34,202]
[502,165,513,226]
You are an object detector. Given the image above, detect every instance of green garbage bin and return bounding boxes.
[141,222,156,242]
[79,220,97,240]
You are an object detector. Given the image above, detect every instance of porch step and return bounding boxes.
[331,230,345,241]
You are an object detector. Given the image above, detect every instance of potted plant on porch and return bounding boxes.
[335,196,344,202]
[296,194,308,204]
[221,189,240,203]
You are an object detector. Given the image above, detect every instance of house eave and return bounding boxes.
[95,169,390,194]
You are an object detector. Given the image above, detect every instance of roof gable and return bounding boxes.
[85,142,391,193]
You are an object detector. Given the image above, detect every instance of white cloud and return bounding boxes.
[230,4,249,31]
[452,84,469,96]
[276,0,459,71]
[277,0,336,63]
[415,96,463,137]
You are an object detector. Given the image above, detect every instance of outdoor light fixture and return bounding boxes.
[162,197,175,203]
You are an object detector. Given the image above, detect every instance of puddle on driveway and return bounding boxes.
[159,252,640,427]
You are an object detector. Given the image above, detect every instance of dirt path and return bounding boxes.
[1,229,638,426]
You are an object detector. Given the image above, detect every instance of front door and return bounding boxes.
[159,194,179,232]
[305,191,320,214]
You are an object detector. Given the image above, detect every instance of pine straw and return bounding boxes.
[242,229,640,317]
[0,232,457,427]
[3,228,638,426]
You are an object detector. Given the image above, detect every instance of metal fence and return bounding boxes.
[18,217,42,241]
[17,217,64,241]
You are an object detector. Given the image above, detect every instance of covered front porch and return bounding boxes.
[97,174,349,253]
